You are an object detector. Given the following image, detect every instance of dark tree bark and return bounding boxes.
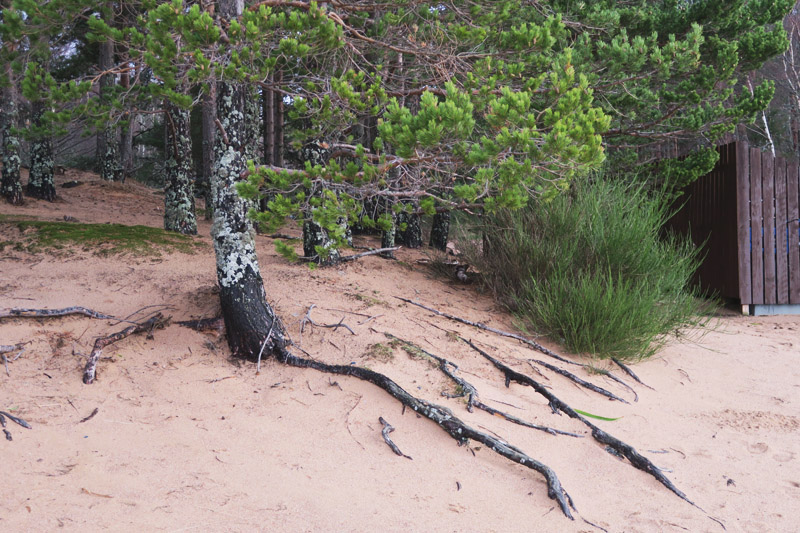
[163,101,197,235]
[119,66,134,182]
[396,206,422,248]
[200,84,216,220]
[262,75,275,165]
[211,0,288,359]
[27,102,57,202]
[429,210,450,251]
[97,9,120,182]
[1,62,23,206]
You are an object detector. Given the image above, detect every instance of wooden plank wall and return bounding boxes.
[736,143,800,305]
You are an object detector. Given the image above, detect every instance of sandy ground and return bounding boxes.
[1,170,798,533]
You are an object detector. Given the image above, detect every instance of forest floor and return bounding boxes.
[1,168,799,533]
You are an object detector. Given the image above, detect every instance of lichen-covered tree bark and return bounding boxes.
[97,19,120,181]
[212,0,287,359]
[163,101,197,235]
[1,71,23,206]
[396,207,422,249]
[429,210,450,251]
[200,84,216,220]
[27,101,56,202]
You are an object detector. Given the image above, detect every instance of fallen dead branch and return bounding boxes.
[0,307,113,320]
[0,342,29,354]
[1,410,32,441]
[300,305,356,336]
[79,408,99,424]
[83,313,168,384]
[339,247,400,262]
[378,417,412,459]
[278,347,576,519]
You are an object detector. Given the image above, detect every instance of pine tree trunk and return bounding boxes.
[97,25,119,181]
[163,101,197,235]
[429,210,450,251]
[201,84,216,220]
[1,67,23,206]
[303,217,342,265]
[381,201,396,258]
[27,102,56,202]
[119,68,134,182]
[396,207,422,248]
[213,0,287,359]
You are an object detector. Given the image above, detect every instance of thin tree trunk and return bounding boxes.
[381,200,396,258]
[163,101,197,235]
[119,66,134,182]
[213,0,287,360]
[262,75,274,165]
[429,210,450,251]
[274,70,284,167]
[27,101,56,202]
[1,62,23,206]
[97,13,119,181]
[201,84,216,220]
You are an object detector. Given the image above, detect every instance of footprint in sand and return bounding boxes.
[748,442,769,454]
[773,451,795,462]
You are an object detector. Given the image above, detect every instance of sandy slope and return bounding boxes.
[1,170,798,533]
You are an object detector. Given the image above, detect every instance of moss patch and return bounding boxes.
[1,215,203,256]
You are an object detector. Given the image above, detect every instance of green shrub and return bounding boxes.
[472,177,704,361]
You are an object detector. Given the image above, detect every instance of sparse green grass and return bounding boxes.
[0,215,203,256]
[364,343,394,362]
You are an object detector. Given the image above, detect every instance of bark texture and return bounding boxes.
[97,28,120,181]
[163,101,197,235]
[212,0,287,358]
[27,101,57,202]
[201,84,216,220]
[1,86,23,205]
[396,207,422,248]
[429,210,450,251]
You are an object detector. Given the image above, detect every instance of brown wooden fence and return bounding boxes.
[668,142,800,307]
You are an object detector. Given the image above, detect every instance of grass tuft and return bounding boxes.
[469,177,705,361]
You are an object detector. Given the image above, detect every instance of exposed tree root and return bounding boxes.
[528,358,629,404]
[0,307,114,320]
[378,416,413,459]
[385,334,582,438]
[612,357,653,390]
[276,347,576,519]
[395,297,579,366]
[396,297,639,403]
[176,317,225,332]
[83,314,168,384]
[462,338,698,509]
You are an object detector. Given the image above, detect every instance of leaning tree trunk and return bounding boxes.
[429,210,450,251]
[27,101,57,202]
[212,0,288,359]
[163,101,197,235]
[1,70,23,206]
